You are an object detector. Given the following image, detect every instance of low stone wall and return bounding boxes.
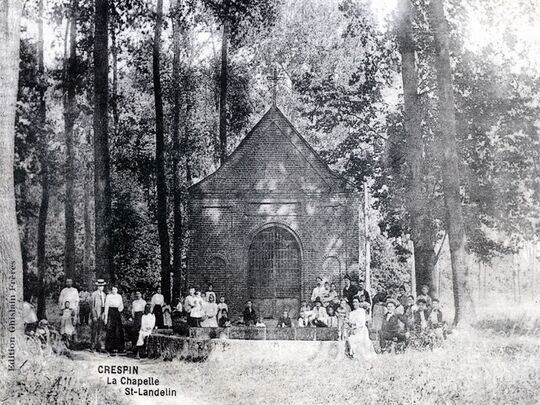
[188,326,340,341]
[146,334,347,363]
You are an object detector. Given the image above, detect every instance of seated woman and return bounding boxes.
[311,298,328,327]
[326,306,339,328]
[218,309,231,327]
[297,310,311,327]
[277,309,292,327]
[346,297,376,360]
[162,303,173,328]
[201,294,219,327]
[136,304,156,359]
[378,299,409,351]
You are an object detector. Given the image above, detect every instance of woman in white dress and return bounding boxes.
[346,297,376,360]
[201,294,219,327]
[104,286,125,354]
[189,290,205,327]
[136,304,156,358]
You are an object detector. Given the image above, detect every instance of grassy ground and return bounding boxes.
[4,304,540,404]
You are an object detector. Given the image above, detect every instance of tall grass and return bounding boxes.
[2,305,539,404]
[151,306,540,405]
[0,336,127,405]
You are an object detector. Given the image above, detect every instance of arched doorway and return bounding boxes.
[248,226,301,319]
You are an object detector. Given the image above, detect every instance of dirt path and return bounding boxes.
[73,351,206,405]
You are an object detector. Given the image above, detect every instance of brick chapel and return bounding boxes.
[187,106,361,318]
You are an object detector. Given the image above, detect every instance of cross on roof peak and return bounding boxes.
[266,65,282,107]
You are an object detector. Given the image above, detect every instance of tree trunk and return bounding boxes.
[94,0,112,281]
[171,0,183,301]
[396,0,437,297]
[0,0,24,346]
[428,0,475,325]
[154,0,172,303]
[110,3,119,139]
[83,152,92,284]
[414,244,436,295]
[36,0,49,320]
[64,0,77,281]
[218,10,230,165]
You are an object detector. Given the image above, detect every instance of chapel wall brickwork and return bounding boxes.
[186,107,361,319]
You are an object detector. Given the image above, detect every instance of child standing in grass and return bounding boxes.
[60,301,75,346]
[298,310,311,327]
[205,283,216,303]
[217,296,228,320]
[162,303,172,328]
[413,298,430,332]
[417,284,433,308]
[429,298,446,340]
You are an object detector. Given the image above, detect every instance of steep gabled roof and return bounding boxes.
[189,106,354,196]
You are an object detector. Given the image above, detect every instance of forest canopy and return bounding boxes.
[13,0,540,321]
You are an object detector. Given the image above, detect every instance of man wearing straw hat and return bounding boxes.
[90,278,107,352]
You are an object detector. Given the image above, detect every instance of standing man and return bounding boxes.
[79,287,92,325]
[311,276,326,303]
[184,287,197,327]
[342,276,358,308]
[59,278,79,326]
[243,300,257,326]
[356,279,372,306]
[90,279,107,351]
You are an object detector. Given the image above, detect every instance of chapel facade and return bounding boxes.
[186,106,361,318]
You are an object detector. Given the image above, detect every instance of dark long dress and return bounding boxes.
[153,305,164,329]
[132,311,143,346]
[105,307,125,352]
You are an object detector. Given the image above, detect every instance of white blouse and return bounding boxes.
[140,313,156,331]
[204,302,219,318]
[104,293,124,312]
[151,294,165,306]
[132,299,146,314]
[190,296,205,318]
[349,308,367,330]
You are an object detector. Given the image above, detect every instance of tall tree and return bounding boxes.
[36,0,49,320]
[428,0,475,324]
[218,0,230,165]
[0,0,24,345]
[94,0,113,281]
[64,0,78,280]
[396,0,436,295]
[170,0,191,300]
[202,0,277,164]
[153,0,172,302]
[110,2,119,139]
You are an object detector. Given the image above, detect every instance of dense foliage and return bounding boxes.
[15,0,540,309]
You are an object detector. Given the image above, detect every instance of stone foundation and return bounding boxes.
[146,333,347,363]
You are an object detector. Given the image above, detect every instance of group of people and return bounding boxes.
[309,277,447,355]
[22,275,446,359]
